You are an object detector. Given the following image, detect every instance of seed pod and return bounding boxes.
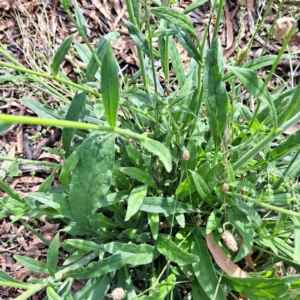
[273,17,296,40]
[222,183,229,193]
[222,230,238,252]
[182,149,190,161]
[111,287,125,300]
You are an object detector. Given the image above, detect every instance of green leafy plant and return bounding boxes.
[0,0,300,299]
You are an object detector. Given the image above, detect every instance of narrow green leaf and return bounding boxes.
[111,165,131,189]
[229,181,257,195]
[192,238,226,300]
[47,233,60,276]
[14,255,49,274]
[221,276,289,299]
[269,130,300,161]
[62,90,86,155]
[143,139,172,172]
[0,181,27,204]
[141,197,200,215]
[59,147,79,193]
[126,21,150,57]
[125,185,147,221]
[206,209,223,235]
[51,35,74,76]
[38,165,60,193]
[60,0,70,10]
[144,274,176,300]
[151,7,198,39]
[227,206,253,262]
[47,286,62,300]
[63,239,101,252]
[228,66,277,128]
[120,167,156,189]
[148,212,159,240]
[63,253,134,280]
[191,279,211,300]
[101,43,119,128]
[0,269,27,284]
[86,32,119,82]
[73,275,111,300]
[173,25,202,62]
[190,171,213,205]
[183,0,208,14]
[203,40,228,151]
[69,133,115,232]
[156,235,199,265]
[278,83,300,125]
[293,217,300,262]
[168,38,185,87]
[74,0,87,36]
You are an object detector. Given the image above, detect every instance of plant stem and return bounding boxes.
[0,156,62,167]
[0,114,148,141]
[0,282,31,289]
[15,284,45,300]
[227,192,300,217]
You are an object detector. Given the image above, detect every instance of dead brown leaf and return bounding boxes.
[206,233,251,278]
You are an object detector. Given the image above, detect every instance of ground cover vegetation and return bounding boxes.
[0,0,300,299]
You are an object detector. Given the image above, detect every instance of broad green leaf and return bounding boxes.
[141,197,200,215]
[206,209,223,235]
[73,275,111,300]
[190,171,213,205]
[191,238,226,300]
[227,206,253,262]
[125,185,147,221]
[47,233,60,276]
[148,212,159,240]
[62,90,86,155]
[203,39,228,151]
[120,167,156,189]
[47,286,62,300]
[104,241,155,266]
[183,0,208,14]
[293,217,300,262]
[101,43,119,128]
[221,276,289,299]
[228,66,277,128]
[144,274,176,300]
[69,133,115,232]
[169,38,185,87]
[143,139,172,172]
[51,35,74,76]
[156,235,199,265]
[229,181,256,195]
[269,130,300,161]
[86,32,119,82]
[151,7,197,39]
[14,255,49,274]
[63,253,134,280]
[191,279,211,300]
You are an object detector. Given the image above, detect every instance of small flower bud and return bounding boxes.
[222,230,238,252]
[273,17,296,40]
[111,287,125,300]
[182,149,190,161]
